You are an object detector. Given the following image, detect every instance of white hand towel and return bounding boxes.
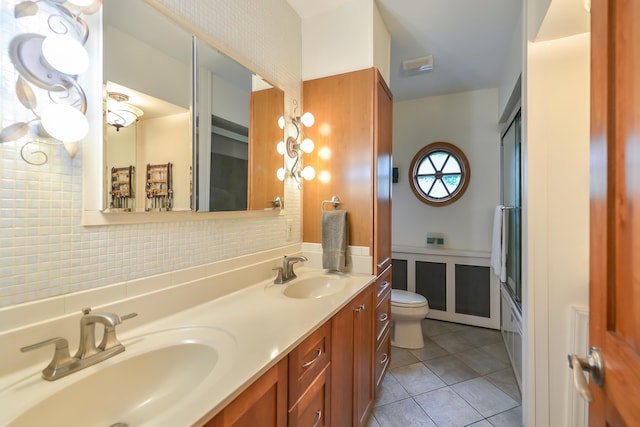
[322,210,348,271]
[500,210,509,283]
[491,205,503,278]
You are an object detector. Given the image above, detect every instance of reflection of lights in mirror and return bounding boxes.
[276,101,315,188]
[106,92,144,131]
[318,171,331,184]
[0,0,99,166]
[318,146,331,160]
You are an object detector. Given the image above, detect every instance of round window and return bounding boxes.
[409,142,470,206]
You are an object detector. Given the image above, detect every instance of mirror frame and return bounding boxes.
[82,2,285,225]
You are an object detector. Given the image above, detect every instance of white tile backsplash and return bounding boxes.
[0,0,303,309]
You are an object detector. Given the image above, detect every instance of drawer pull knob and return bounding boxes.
[355,304,365,313]
[379,313,388,322]
[379,353,389,364]
[301,348,322,368]
[312,409,322,427]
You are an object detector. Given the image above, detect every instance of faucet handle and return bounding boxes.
[120,312,138,322]
[98,312,137,351]
[21,337,74,380]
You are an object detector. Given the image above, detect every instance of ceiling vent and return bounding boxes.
[402,55,434,72]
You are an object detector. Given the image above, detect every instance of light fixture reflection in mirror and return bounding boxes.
[0,0,100,165]
[106,92,144,131]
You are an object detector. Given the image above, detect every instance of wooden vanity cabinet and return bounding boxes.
[331,282,375,427]
[374,267,392,390]
[205,284,380,427]
[205,358,288,427]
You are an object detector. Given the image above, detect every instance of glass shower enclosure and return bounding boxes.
[501,109,522,306]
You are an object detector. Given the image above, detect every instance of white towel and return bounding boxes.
[490,205,508,282]
[322,210,348,271]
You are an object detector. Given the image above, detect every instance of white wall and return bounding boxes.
[301,0,390,82]
[498,3,524,121]
[392,89,501,252]
[104,25,190,109]
[211,74,250,127]
[138,113,192,211]
[373,4,391,85]
[524,32,590,426]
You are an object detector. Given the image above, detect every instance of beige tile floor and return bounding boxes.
[366,319,521,427]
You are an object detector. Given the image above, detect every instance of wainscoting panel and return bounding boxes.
[391,259,408,290]
[392,246,500,329]
[416,261,447,311]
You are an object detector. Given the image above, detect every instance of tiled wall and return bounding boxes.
[0,0,302,308]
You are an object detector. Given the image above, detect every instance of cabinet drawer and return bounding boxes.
[288,320,331,408]
[375,290,391,342]
[288,365,331,427]
[374,329,391,391]
[376,268,391,302]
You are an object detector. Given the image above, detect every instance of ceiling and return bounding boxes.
[286,0,523,102]
[287,0,522,101]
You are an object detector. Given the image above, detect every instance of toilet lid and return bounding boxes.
[391,289,428,308]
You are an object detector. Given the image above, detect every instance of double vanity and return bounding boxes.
[0,253,382,426]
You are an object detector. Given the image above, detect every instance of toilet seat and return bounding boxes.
[391,289,428,308]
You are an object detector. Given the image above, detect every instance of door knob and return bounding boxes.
[567,346,604,402]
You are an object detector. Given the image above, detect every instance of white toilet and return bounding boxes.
[390,289,430,349]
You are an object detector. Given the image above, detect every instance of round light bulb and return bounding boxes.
[276,141,285,155]
[300,112,315,127]
[319,171,331,183]
[277,116,285,130]
[301,166,316,181]
[42,34,89,75]
[299,138,314,154]
[276,167,286,181]
[41,104,88,142]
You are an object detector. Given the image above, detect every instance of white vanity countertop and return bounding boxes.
[0,267,375,427]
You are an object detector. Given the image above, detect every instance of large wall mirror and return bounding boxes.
[103,0,283,214]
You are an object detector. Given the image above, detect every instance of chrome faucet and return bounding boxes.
[273,255,308,284]
[75,308,122,359]
[21,307,137,381]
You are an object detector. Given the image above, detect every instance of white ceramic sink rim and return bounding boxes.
[282,274,347,299]
[2,326,236,427]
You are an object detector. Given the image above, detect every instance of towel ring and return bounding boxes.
[321,195,341,211]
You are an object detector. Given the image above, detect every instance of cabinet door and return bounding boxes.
[205,358,288,427]
[330,295,355,426]
[374,71,393,275]
[331,283,375,427]
[353,284,375,427]
[301,69,374,247]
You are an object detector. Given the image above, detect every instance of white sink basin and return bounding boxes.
[283,275,347,299]
[4,327,236,427]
